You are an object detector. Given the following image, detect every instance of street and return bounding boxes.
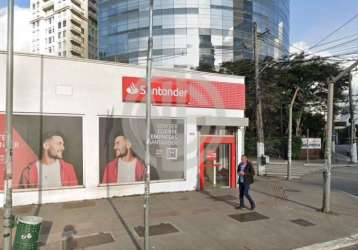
[299,166,358,198]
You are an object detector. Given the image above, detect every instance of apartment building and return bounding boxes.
[30,0,98,59]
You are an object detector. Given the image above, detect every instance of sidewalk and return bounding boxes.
[1,176,358,250]
[250,158,358,179]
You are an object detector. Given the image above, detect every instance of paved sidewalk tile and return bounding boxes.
[1,176,358,250]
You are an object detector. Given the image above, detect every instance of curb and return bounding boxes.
[292,233,358,250]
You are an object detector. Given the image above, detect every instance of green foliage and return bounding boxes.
[196,62,215,73]
[292,136,303,159]
[196,53,349,159]
[301,112,325,137]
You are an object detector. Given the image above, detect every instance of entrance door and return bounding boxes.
[199,136,236,191]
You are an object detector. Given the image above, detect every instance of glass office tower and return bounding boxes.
[99,0,289,68]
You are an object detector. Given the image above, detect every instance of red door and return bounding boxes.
[199,135,236,191]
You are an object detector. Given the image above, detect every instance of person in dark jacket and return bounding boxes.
[236,155,256,210]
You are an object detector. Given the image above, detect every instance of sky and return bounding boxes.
[290,0,358,53]
[0,0,29,8]
[1,0,358,55]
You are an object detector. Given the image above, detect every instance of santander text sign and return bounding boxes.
[122,76,245,110]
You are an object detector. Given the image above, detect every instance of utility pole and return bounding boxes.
[3,0,15,247]
[348,73,357,163]
[254,22,265,175]
[323,60,358,213]
[144,0,153,249]
[287,88,300,180]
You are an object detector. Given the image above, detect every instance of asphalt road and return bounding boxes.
[299,166,358,198]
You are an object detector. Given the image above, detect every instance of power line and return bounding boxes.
[314,37,358,54]
[310,32,358,50]
[309,14,358,50]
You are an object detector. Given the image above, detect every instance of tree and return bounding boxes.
[216,54,349,157]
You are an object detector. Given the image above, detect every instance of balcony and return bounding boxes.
[71,4,84,17]
[42,0,54,11]
[88,0,96,10]
[88,8,96,19]
[70,24,82,35]
[70,35,82,45]
[70,12,82,25]
[71,0,81,8]
[71,44,83,55]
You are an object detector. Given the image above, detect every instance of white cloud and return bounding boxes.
[0,6,31,53]
[290,41,333,58]
[290,41,310,54]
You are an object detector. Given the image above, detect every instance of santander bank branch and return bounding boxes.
[0,52,248,206]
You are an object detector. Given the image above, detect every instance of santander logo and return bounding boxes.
[126,82,188,98]
[126,83,140,95]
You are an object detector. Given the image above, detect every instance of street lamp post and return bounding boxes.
[3,0,15,247]
[322,60,358,213]
[144,0,154,249]
[287,88,300,180]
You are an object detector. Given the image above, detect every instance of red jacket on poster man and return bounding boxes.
[20,160,78,188]
[102,135,145,184]
[102,158,145,183]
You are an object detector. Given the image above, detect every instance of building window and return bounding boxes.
[58,32,61,38]
[63,31,66,37]
[58,22,62,29]
[63,20,66,27]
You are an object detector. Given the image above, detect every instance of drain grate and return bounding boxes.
[229,212,269,222]
[291,219,315,227]
[62,200,96,209]
[134,223,179,237]
[213,195,237,201]
[62,232,114,249]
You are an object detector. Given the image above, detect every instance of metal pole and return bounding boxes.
[287,88,299,180]
[306,129,309,163]
[349,73,357,163]
[323,59,358,213]
[254,22,265,176]
[144,0,153,249]
[323,78,334,213]
[3,0,15,247]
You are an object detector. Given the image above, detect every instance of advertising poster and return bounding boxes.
[0,114,83,190]
[99,117,185,184]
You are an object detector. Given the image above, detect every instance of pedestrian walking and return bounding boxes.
[236,155,256,210]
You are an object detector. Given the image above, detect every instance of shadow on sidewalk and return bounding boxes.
[106,198,141,250]
[200,183,320,212]
[252,186,320,211]
[201,189,238,208]
[107,198,142,250]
